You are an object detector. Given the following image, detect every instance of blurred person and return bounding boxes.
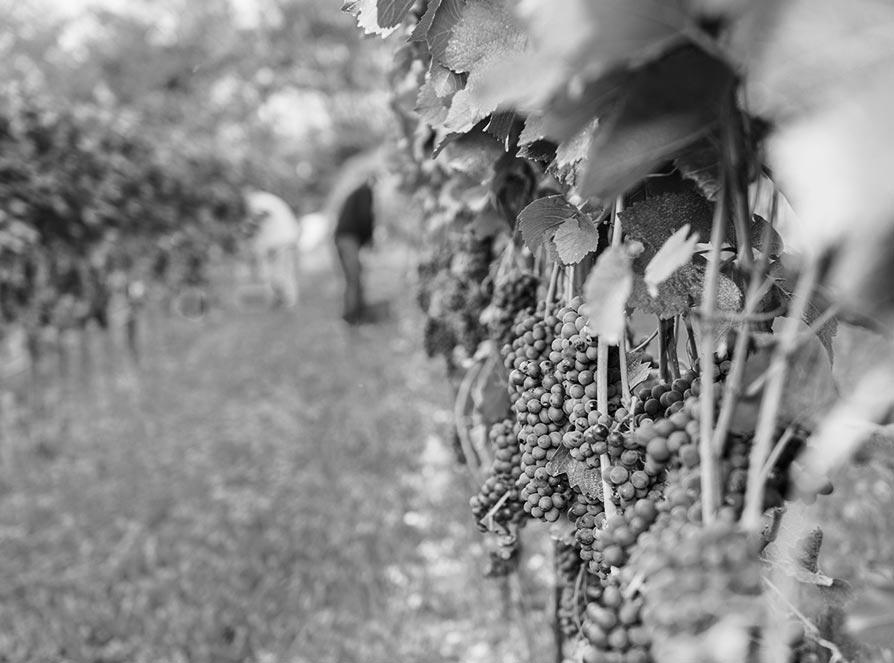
[333,175,376,325]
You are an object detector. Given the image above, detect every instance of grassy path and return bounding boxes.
[0,250,552,663]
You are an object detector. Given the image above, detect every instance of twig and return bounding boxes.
[742,259,819,531]
[480,489,512,533]
[572,563,586,634]
[631,328,659,354]
[611,196,631,399]
[683,314,699,367]
[697,185,727,523]
[545,262,561,316]
[658,319,670,384]
[597,337,618,519]
[454,359,485,485]
[757,425,796,487]
[722,94,754,271]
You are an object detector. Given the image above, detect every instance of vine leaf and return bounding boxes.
[583,243,639,344]
[416,0,466,67]
[441,0,527,133]
[516,195,578,253]
[644,224,700,297]
[734,0,894,121]
[547,447,604,502]
[550,119,597,190]
[553,215,601,265]
[409,0,439,41]
[470,347,511,424]
[540,70,629,144]
[674,136,722,201]
[769,262,838,363]
[474,0,690,110]
[416,79,451,126]
[376,0,415,28]
[751,214,784,259]
[626,351,653,393]
[621,190,715,263]
[348,0,397,36]
[581,46,735,203]
[629,263,702,319]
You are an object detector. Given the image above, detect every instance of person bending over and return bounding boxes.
[333,176,375,325]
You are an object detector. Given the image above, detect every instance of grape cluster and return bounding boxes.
[470,418,526,534]
[633,520,765,658]
[503,304,574,523]
[484,270,539,346]
[556,541,590,640]
[417,225,494,358]
[579,574,651,663]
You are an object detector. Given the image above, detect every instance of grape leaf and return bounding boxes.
[621,190,714,263]
[440,0,527,133]
[751,214,783,258]
[377,0,415,28]
[553,215,601,265]
[673,136,722,201]
[437,129,505,180]
[583,243,636,344]
[430,64,465,98]
[519,113,546,146]
[409,0,440,42]
[549,119,597,190]
[644,224,700,297]
[424,0,466,67]
[629,263,702,318]
[516,195,578,253]
[769,261,838,363]
[415,79,451,127]
[518,140,556,163]
[733,0,894,121]
[540,68,629,144]
[581,46,735,203]
[471,347,512,423]
[473,0,691,111]
[483,111,522,150]
[626,351,653,392]
[546,446,604,502]
[351,0,397,36]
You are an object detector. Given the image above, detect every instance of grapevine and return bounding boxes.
[348,2,894,662]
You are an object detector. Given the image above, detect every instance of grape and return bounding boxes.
[470,418,526,534]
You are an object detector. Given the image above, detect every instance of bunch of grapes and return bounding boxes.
[470,418,526,534]
[579,573,652,663]
[417,225,495,358]
[503,303,574,523]
[632,519,765,661]
[556,541,588,640]
[484,270,539,346]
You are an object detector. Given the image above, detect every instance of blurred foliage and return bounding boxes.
[0,0,394,212]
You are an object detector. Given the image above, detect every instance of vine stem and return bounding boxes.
[565,264,575,303]
[545,262,561,316]
[722,94,754,271]
[612,196,630,401]
[741,258,819,531]
[712,215,778,456]
[596,196,626,520]
[597,337,618,520]
[697,186,727,524]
